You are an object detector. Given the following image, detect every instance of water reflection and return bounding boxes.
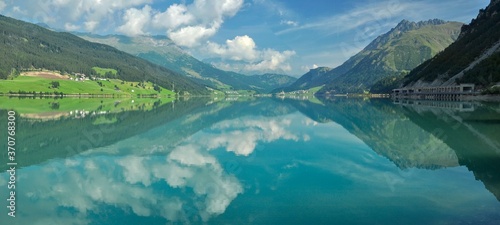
[7,150,242,224]
[0,97,499,224]
[0,98,208,170]
[285,98,461,169]
[290,97,500,200]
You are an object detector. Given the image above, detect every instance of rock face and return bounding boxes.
[403,0,500,88]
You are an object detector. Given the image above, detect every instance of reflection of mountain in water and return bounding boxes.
[286,97,500,201]
[285,98,459,169]
[0,98,301,224]
[399,101,500,201]
[0,99,205,169]
[0,98,297,169]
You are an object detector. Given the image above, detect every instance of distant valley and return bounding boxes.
[76,34,296,93]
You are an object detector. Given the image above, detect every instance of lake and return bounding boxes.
[1,97,500,225]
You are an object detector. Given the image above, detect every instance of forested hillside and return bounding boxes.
[404,0,500,88]
[0,15,207,94]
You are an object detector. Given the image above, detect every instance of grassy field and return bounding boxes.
[92,67,118,76]
[0,75,176,96]
[0,97,174,114]
[308,86,324,94]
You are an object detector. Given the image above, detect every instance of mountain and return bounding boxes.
[402,0,500,89]
[0,15,207,94]
[274,67,332,92]
[282,19,462,94]
[248,73,297,93]
[76,34,296,93]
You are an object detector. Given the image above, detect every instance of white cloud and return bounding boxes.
[206,35,258,61]
[150,0,244,47]
[8,0,153,31]
[300,64,319,72]
[64,22,81,31]
[281,20,298,26]
[204,35,296,73]
[84,20,99,31]
[243,49,296,72]
[152,4,194,30]
[168,25,219,47]
[117,5,152,36]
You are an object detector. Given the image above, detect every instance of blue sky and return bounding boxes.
[0,0,490,76]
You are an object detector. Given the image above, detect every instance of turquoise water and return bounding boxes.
[1,98,500,224]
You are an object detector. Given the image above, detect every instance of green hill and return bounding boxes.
[0,15,207,95]
[273,67,332,93]
[281,19,462,94]
[403,0,500,89]
[0,74,175,96]
[319,19,463,94]
[77,34,296,93]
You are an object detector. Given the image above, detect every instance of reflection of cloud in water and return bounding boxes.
[196,117,307,156]
[9,144,242,224]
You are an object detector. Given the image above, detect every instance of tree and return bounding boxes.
[50,81,60,88]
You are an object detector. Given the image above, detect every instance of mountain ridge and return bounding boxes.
[77,34,297,93]
[278,19,462,94]
[402,0,500,89]
[318,19,463,94]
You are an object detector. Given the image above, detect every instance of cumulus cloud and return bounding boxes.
[168,25,220,47]
[151,4,194,30]
[1,0,243,46]
[205,35,296,73]
[3,0,152,31]
[115,0,243,47]
[243,49,296,72]
[163,0,244,47]
[206,35,258,61]
[117,5,153,36]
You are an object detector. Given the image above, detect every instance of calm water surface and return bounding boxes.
[1,97,499,225]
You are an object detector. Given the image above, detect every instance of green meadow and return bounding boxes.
[0,76,176,96]
[92,67,118,76]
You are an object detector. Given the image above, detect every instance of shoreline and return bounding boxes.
[0,93,190,98]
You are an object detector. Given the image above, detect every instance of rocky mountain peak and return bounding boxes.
[393,19,447,33]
